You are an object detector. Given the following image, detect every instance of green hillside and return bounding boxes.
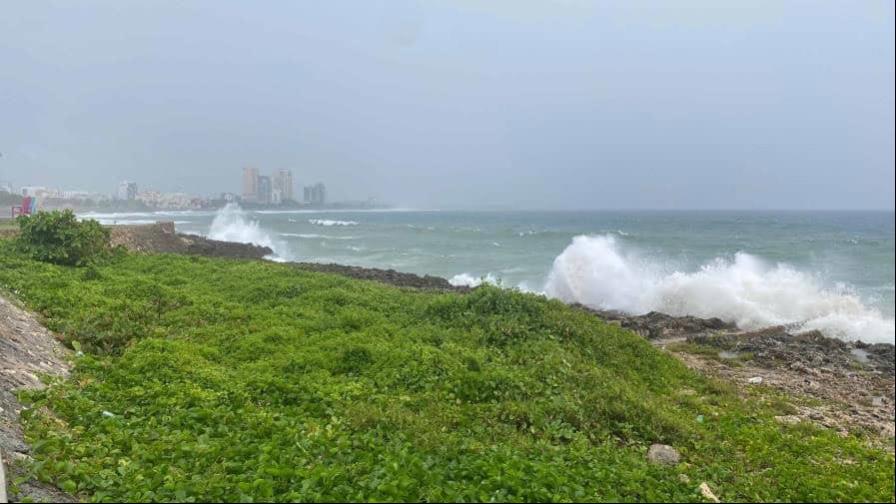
[0,240,892,502]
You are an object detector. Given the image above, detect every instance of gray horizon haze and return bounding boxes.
[2,0,894,210]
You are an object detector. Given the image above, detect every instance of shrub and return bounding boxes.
[17,210,110,266]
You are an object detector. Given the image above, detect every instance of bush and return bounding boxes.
[16,210,110,266]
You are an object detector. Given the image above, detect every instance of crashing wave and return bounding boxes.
[544,234,895,344]
[208,204,289,260]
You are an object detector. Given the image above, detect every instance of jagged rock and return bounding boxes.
[109,222,272,259]
[774,415,802,425]
[689,328,894,379]
[579,308,734,339]
[647,444,680,465]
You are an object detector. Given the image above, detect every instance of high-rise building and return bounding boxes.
[274,170,294,202]
[242,167,259,202]
[117,181,138,201]
[257,175,273,205]
[303,182,327,205]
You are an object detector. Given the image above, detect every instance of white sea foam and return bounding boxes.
[449,273,500,288]
[544,234,895,344]
[308,219,358,227]
[208,204,289,260]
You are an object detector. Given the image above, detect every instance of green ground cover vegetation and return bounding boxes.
[0,233,893,502]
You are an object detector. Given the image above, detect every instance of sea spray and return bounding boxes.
[449,273,500,288]
[544,234,895,343]
[208,204,289,260]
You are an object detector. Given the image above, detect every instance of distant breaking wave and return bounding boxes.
[544,234,895,344]
[308,219,358,227]
[208,204,289,260]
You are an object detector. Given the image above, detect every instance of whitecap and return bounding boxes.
[308,219,358,227]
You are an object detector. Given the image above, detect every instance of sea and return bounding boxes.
[80,206,896,344]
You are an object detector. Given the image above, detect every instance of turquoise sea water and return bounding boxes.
[82,208,895,343]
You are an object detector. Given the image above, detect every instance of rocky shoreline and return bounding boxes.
[581,306,895,441]
[109,222,273,259]
[109,222,468,290]
[577,305,894,377]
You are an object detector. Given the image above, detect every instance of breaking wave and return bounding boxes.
[544,235,895,343]
[208,204,289,260]
[449,273,500,288]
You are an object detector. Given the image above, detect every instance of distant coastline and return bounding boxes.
[1,189,391,217]
[39,199,391,214]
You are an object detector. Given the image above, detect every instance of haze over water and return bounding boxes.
[82,207,895,344]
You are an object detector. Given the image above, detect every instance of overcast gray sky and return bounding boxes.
[1,0,894,209]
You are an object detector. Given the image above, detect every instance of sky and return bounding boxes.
[1,0,894,210]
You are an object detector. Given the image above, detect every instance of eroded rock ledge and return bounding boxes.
[109,221,272,259]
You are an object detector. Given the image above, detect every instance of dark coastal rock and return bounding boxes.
[573,302,894,380]
[572,304,734,339]
[107,222,470,291]
[109,222,272,259]
[293,262,469,292]
[689,327,895,378]
[180,235,273,259]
